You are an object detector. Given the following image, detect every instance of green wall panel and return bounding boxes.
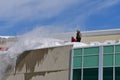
[84,56,99,67]
[74,49,82,56]
[103,46,114,54]
[115,54,120,67]
[73,56,82,68]
[103,55,113,67]
[115,45,120,53]
[84,47,99,55]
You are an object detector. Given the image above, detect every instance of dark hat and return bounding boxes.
[77,29,80,32]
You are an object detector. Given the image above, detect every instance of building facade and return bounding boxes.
[0,29,120,80]
[71,44,120,80]
[7,45,72,80]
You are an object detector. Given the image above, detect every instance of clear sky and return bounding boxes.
[0,0,120,36]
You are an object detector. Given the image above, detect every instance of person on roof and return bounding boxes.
[76,30,82,42]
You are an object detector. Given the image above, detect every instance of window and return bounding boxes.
[103,46,114,54]
[115,54,120,67]
[84,56,99,68]
[103,67,113,80]
[84,47,99,55]
[83,68,98,80]
[73,56,82,68]
[73,69,81,80]
[115,67,120,80]
[74,49,82,56]
[115,45,120,53]
[103,54,113,67]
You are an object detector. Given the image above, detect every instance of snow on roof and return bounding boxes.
[64,42,88,48]
[90,41,102,46]
[0,36,14,38]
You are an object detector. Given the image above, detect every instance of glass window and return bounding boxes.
[103,46,114,54]
[74,49,82,56]
[84,56,99,67]
[84,47,99,55]
[115,45,120,53]
[73,56,82,68]
[83,68,98,80]
[115,67,120,80]
[73,69,81,80]
[115,54,120,67]
[103,55,113,67]
[103,67,113,80]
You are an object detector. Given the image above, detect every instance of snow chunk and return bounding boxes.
[90,41,102,46]
[65,42,88,48]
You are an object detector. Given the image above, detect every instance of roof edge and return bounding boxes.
[82,28,120,36]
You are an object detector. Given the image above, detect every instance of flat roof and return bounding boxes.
[55,28,120,37]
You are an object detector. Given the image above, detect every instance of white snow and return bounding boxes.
[65,42,88,48]
[0,36,14,39]
[103,40,115,45]
[90,41,102,46]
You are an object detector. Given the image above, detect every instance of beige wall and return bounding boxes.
[81,34,120,43]
[7,45,72,80]
[53,30,120,44]
[0,37,17,48]
[54,33,120,44]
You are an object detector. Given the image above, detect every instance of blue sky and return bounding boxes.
[0,0,120,36]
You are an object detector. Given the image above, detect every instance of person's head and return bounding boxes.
[77,30,80,33]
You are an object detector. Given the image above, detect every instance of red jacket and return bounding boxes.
[71,37,77,42]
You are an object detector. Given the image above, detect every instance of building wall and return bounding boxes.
[54,29,120,44]
[54,33,120,43]
[82,34,120,43]
[72,44,120,80]
[0,37,17,48]
[7,45,72,80]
